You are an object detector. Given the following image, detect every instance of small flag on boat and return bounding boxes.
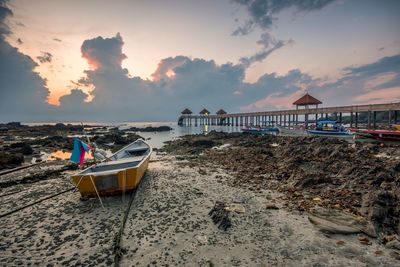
[70,138,92,165]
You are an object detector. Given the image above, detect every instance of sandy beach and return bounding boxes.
[1,126,400,266]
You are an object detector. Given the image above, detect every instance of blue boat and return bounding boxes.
[307,120,351,137]
[241,126,279,135]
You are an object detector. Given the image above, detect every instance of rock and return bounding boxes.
[195,235,208,245]
[385,240,400,250]
[308,208,377,237]
[10,142,33,155]
[336,240,345,246]
[224,203,245,213]
[358,236,371,245]
[0,151,24,170]
[209,201,232,231]
[265,203,279,210]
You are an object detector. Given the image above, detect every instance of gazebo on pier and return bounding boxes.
[293,93,322,126]
[178,108,193,126]
[216,109,227,125]
[181,108,193,115]
[199,108,210,116]
[293,93,322,110]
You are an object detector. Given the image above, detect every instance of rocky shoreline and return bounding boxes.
[0,122,173,170]
[162,132,400,238]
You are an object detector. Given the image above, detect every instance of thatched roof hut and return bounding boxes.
[216,109,227,115]
[199,108,210,115]
[181,108,193,115]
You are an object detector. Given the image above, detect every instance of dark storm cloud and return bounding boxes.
[36,51,53,64]
[0,0,52,122]
[0,0,12,36]
[232,0,336,35]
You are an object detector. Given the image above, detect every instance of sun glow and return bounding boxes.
[166,69,176,79]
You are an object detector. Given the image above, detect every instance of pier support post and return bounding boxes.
[367,111,371,129]
[388,110,392,126]
[373,111,377,129]
[339,113,342,124]
[395,111,398,124]
[305,114,308,128]
[355,112,358,128]
[350,112,353,128]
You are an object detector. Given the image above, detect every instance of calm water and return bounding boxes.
[24,121,243,149]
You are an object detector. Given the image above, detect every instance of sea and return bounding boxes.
[24,121,243,149]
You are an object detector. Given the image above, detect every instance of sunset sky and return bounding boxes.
[1,0,399,121]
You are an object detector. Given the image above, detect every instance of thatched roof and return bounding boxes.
[181,108,193,114]
[293,93,322,106]
[216,109,227,114]
[199,108,210,115]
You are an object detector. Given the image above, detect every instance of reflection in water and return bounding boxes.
[48,150,92,160]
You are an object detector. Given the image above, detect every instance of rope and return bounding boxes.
[0,190,23,198]
[113,186,138,267]
[0,161,47,176]
[0,187,74,219]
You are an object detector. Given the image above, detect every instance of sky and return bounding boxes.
[0,0,399,122]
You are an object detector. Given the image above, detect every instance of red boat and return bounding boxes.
[349,128,400,141]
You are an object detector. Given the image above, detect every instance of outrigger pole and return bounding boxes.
[71,123,105,210]
[81,122,97,165]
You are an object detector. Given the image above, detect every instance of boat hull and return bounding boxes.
[307,130,351,136]
[349,129,400,141]
[241,127,279,135]
[71,139,151,197]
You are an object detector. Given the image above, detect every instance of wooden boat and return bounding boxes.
[276,126,306,136]
[307,120,351,137]
[71,139,152,197]
[349,128,400,141]
[241,126,279,135]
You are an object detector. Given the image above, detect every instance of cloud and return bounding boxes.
[56,33,400,121]
[343,55,400,77]
[36,51,53,64]
[239,34,295,67]
[151,56,188,81]
[0,0,12,36]
[232,0,337,35]
[81,33,126,71]
[0,0,52,121]
[17,38,22,44]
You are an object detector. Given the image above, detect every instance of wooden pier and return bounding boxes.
[178,102,400,129]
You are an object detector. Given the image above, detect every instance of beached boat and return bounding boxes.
[349,129,400,141]
[307,120,351,137]
[276,126,306,136]
[71,139,152,197]
[241,126,279,135]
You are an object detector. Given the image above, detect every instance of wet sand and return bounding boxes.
[1,133,400,266]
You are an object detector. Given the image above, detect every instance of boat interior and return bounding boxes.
[80,139,151,175]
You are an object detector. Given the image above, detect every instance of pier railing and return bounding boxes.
[178,102,400,129]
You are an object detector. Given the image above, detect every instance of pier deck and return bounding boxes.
[178,102,400,128]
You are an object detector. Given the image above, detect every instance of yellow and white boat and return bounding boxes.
[72,139,152,197]
[394,124,400,131]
